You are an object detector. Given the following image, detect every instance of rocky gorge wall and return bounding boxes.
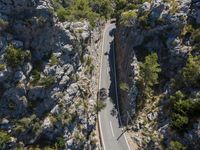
[0,0,103,149]
[115,0,200,149]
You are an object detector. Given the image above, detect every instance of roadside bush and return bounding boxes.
[95,100,106,112]
[119,82,129,92]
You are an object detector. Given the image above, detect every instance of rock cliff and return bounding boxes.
[115,0,200,149]
[0,0,102,149]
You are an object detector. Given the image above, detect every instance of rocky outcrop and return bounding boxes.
[115,0,200,149]
[0,0,102,149]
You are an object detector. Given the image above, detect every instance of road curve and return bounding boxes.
[98,22,131,150]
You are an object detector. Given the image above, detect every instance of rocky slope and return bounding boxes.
[0,0,103,149]
[115,0,200,149]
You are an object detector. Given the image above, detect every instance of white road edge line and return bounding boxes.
[98,23,108,150]
[98,114,106,150]
[112,26,131,150]
[124,132,131,150]
[110,121,115,137]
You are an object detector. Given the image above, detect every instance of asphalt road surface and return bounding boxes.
[98,22,131,150]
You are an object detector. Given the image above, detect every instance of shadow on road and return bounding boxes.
[106,28,125,128]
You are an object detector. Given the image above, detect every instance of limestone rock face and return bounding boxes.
[0,0,102,149]
[115,0,200,149]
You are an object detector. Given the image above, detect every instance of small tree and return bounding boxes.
[40,75,55,88]
[171,113,188,130]
[181,55,200,88]
[137,53,161,106]
[95,100,106,112]
[139,53,161,87]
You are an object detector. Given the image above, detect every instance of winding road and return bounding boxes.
[98,22,131,150]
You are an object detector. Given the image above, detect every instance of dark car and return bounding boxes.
[98,88,108,100]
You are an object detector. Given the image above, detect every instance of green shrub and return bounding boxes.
[41,75,55,88]
[89,0,114,20]
[167,141,186,150]
[170,90,200,131]
[138,11,150,30]
[136,53,161,109]
[171,113,188,130]
[14,115,42,137]
[0,131,11,149]
[56,137,65,149]
[30,69,41,85]
[95,100,106,112]
[0,64,5,71]
[181,55,200,88]
[120,10,137,26]
[53,0,99,27]
[50,54,59,66]
[139,53,161,87]
[5,45,30,68]
[56,7,69,22]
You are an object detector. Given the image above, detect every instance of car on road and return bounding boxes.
[99,88,108,100]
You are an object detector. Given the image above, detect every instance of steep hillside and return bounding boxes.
[115,0,200,149]
[0,0,107,149]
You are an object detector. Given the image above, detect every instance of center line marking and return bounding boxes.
[110,121,115,137]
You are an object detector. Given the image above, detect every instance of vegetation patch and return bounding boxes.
[5,45,30,68]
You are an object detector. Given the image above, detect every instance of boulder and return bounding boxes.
[42,117,52,129]
[147,112,158,121]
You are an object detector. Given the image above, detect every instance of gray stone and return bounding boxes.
[14,70,26,82]
[67,139,73,147]
[50,105,60,115]
[147,112,158,121]
[134,136,143,147]
[196,10,200,24]
[139,2,151,12]
[23,62,32,76]
[42,117,52,129]
[1,118,9,124]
